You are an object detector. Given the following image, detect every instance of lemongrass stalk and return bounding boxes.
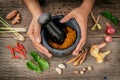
[0,28,27,32]
[0,17,24,41]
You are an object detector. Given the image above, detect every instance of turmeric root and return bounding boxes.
[6,10,18,20]
[12,13,21,25]
[90,42,111,63]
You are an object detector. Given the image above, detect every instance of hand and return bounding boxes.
[60,6,89,55]
[27,15,52,58]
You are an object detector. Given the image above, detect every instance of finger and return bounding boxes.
[60,13,72,23]
[33,44,52,58]
[34,23,41,43]
[72,39,86,55]
[27,23,49,53]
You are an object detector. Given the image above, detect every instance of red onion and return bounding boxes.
[105,23,115,35]
[104,35,112,43]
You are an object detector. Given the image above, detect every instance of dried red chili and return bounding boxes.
[14,48,27,59]
[14,55,21,59]
[6,42,27,59]
[19,44,27,54]
[6,45,15,59]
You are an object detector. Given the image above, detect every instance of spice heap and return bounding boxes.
[67,49,88,66]
[6,42,27,59]
[49,26,76,49]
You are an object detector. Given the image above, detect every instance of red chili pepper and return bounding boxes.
[19,44,27,54]
[16,42,20,48]
[6,45,15,59]
[14,55,21,59]
[14,48,27,59]
[16,42,22,50]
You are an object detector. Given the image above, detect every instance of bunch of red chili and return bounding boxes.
[6,42,27,59]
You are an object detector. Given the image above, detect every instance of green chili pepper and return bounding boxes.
[101,11,119,25]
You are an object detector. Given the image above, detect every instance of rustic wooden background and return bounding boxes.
[0,0,120,80]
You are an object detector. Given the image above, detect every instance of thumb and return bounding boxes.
[60,13,72,23]
[34,23,41,43]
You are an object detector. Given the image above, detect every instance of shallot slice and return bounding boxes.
[104,35,112,43]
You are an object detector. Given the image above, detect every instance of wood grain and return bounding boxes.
[0,0,120,80]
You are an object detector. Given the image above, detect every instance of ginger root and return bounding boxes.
[90,42,111,63]
[6,10,18,20]
[12,13,21,25]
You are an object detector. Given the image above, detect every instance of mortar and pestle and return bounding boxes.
[38,12,81,57]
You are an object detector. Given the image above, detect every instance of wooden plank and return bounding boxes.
[0,38,120,80]
[0,0,120,38]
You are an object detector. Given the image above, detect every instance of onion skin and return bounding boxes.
[104,35,112,43]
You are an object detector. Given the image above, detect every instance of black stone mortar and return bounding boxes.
[41,15,81,57]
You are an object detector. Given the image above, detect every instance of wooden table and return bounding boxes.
[0,0,120,80]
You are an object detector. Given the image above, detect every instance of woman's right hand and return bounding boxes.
[27,15,52,58]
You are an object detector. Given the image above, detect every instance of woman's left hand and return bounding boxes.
[60,6,89,55]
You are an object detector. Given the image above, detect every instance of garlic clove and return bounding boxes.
[55,68,62,75]
[82,68,87,71]
[87,66,93,71]
[80,70,84,75]
[58,64,66,69]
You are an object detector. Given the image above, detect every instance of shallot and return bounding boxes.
[105,22,115,35]
[104,35,112,43]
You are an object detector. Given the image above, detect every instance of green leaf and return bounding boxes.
[30,51,41,62]
[111,16,119,25]
[38,58,50,71]
[27,51,50,73]
[26,61,38,70]
[101,11,112,20]
[101,11,120,25]
[26,61,42,73]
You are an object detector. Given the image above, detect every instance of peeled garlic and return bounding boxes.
[82,68,87,71]
[55,68,62,75]
[58,64,66,69]
[80,71,84,75]
[87,66,93,71]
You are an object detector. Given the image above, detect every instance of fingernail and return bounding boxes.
[60,19,64,23]
[45,50,48,53]
[72,51,79,56]
[48,53,52,58]
[72,51,76,55]
[36,38,40,43]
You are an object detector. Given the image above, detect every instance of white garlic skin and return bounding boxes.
[55,68,62,75]
[82,68,87,71]
[87,66,93,71]
[80,71,84,75]
[58,64,66,69]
